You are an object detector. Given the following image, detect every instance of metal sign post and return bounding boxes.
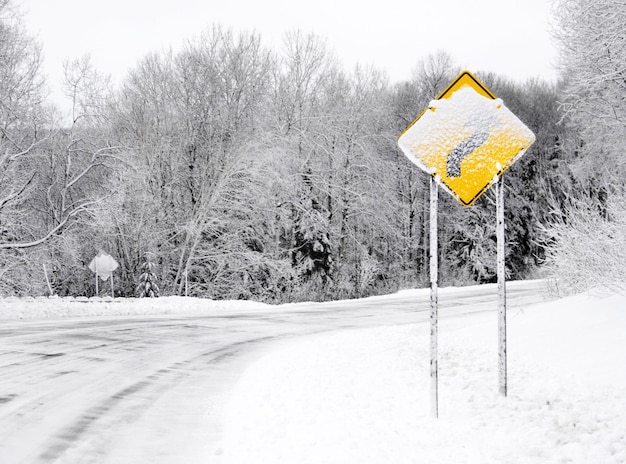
[397,70,535,413]
[496,177,507,396]
[429,176,439,418]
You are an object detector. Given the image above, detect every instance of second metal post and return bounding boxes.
[496,177,507,397]
[429,176,439,418]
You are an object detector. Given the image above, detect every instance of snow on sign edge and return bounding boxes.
[397,71,536,207]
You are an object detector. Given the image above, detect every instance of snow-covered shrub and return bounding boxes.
[543,195,626,296]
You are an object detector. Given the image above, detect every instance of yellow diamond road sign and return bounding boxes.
[397,71,536,207]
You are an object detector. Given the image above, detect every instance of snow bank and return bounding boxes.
[0,280,536,320]
[0,296,268,320]
[221,291,626,464]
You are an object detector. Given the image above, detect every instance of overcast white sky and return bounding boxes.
[18,0,558,109]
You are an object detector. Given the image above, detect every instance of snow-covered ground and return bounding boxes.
[220,290,626,464]
[0,295,268,320]
[1,283,624,463]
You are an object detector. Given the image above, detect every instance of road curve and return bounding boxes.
[0,280,551,463]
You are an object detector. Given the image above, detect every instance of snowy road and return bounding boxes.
[0,280,550,463]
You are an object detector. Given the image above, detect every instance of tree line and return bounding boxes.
[0,0,623,299]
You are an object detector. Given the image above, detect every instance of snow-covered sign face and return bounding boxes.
[88,251,119,281]
[397,71,535,207]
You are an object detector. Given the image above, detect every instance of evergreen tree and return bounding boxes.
[136,253,160,298]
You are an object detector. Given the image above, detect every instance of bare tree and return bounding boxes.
[0,0,48,241]
[0,1,53,293]
[109,26,276,297]
[553,0,626,183]
[411,50,458,99]
[4,55,119,251]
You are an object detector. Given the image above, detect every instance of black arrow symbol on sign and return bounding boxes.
[446,131,489,178]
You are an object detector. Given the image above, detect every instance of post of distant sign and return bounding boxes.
[88,251,119,298]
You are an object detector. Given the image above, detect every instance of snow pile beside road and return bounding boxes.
[0,296,268,320]
[0,280,536,321]
[221,291,626,464]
